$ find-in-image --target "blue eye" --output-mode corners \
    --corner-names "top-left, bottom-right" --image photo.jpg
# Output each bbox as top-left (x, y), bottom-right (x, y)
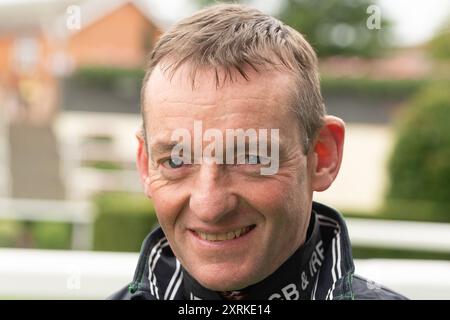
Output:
top-left (163, 157), bottom-right (184, 169)
top-left (246, 155), bottom-right (262, 165)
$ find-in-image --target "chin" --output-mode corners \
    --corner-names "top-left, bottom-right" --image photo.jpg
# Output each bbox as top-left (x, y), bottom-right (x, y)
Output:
top-left (199, 278), bottom-right (247, 292)
top-left (193, 267), bottom-right (258, 291)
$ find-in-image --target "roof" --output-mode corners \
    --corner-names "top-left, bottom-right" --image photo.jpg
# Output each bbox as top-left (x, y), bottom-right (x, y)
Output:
top-left (0, 0), bottom-right (84, 34)
top-left (0, 0), bottom-right (185, 37)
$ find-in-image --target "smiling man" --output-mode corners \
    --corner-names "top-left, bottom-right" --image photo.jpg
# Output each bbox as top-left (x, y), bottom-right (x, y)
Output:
top-left (109, 4), bottom-right (407, 300)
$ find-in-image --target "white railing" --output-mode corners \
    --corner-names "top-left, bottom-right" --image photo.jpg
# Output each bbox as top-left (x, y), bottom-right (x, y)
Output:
top-left (54, 112), bottom-right (141, 199)
top-left (0, 248), bottom-right (136, 299)
top-left (0, 248), bottom-right (449, 299)
top-left (355, 259), bottom-right (450, 300)
top-left (0, 198), bottom-right (94, 250)
top-left (346, 218), bottom-right (450, 253)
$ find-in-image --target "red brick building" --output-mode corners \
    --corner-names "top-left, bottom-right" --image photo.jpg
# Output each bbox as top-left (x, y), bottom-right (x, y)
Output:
top-left (0, 0), bottom-right (164, 123)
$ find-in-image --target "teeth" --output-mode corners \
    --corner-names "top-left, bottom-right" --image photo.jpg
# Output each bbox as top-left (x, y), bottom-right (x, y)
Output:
top-left (216, 233), bottom-right (227, 241)
top-left (197, 226), bottom-right (252, 242)
top-left (208, 234), bottom-right (217, 241)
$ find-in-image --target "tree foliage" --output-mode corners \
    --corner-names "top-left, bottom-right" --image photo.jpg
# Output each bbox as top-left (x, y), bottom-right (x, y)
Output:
top-left (197, 0), bottom-right (393, 57)
top-left (278, 0), bottom-right (392, 57)
top-left (386, 85), bottom-right (450, 221)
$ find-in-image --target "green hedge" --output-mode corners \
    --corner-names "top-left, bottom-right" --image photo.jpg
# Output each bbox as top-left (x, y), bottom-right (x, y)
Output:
top-left (428, 30), bottom-right (450, 60)
top-left (0, 220), bottom-right (22, 247)
top-left (32, 222), bottom-right (72, 249)
top-left (321, 77), bottom-right (437, 99)
top-left (93, 192), bottom-right (158, 252)
top-left (385, 84), bottom-right (450, 222)
top-left (352, 246), bottom-right (450, 261)
top-left (73, 66), bottom-right (145, 90)
top-left (81, 160), bottom-right (123, 171)
top-left (0, 220), bottom-right (72, 250)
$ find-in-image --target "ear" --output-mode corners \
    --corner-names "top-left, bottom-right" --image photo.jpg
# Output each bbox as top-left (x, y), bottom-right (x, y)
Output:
top-left (136, 131), bottom-right (152, 198)
top-left (310, 115), bottom-right (345, 192)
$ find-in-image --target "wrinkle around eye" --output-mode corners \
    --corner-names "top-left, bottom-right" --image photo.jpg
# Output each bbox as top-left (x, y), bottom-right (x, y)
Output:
top-left (148, 171), bottom-right (170, 188)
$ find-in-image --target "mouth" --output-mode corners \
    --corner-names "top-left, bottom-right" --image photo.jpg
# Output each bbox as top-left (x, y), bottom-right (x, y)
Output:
top-left (191, 225), bottom-right (256, 242)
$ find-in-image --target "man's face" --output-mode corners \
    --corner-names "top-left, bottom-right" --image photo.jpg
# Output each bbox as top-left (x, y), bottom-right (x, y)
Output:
top-left (141, 64), bottom-right (316, 291)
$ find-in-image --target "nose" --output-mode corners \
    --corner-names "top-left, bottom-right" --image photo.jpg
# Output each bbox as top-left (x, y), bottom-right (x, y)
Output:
top-left (189, 163), bottom-right (238, 224)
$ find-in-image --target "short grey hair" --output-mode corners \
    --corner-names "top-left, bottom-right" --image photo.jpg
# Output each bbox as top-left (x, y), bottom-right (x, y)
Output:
top-left (140, 3), bottom-right (326, 153)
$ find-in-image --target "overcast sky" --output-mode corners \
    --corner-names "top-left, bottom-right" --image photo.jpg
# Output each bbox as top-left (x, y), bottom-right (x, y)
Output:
top-left (377, 0), bottom-right (450, 45)
top-left (1, 0), bottom-right (449, 46)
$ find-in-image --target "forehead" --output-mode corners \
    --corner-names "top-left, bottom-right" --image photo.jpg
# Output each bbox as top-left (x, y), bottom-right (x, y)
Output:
top-left (143, 63), bottom-right (299, 139)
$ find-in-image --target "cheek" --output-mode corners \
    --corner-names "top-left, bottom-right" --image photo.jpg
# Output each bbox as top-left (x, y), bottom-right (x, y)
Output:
top-left (240, 174), bottom-right (311, 248)
top-left (150, 184), bottom-right (187, 233)
top-left (147, 170), bottom-right (181, 222)
top-left (242, 174), bottom-right (308, 215)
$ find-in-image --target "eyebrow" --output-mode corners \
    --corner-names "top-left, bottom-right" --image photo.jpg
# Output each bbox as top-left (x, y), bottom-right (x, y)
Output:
top-left (149, 141), bottom-right (179, 161)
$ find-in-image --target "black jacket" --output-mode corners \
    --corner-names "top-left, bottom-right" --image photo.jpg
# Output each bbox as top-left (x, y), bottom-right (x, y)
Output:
top-left (108, 202), bottom-right (407, 300)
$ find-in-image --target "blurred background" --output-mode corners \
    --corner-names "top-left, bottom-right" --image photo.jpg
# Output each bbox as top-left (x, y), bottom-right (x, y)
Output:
top-left (0, 0), bottom-right (449, 299)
